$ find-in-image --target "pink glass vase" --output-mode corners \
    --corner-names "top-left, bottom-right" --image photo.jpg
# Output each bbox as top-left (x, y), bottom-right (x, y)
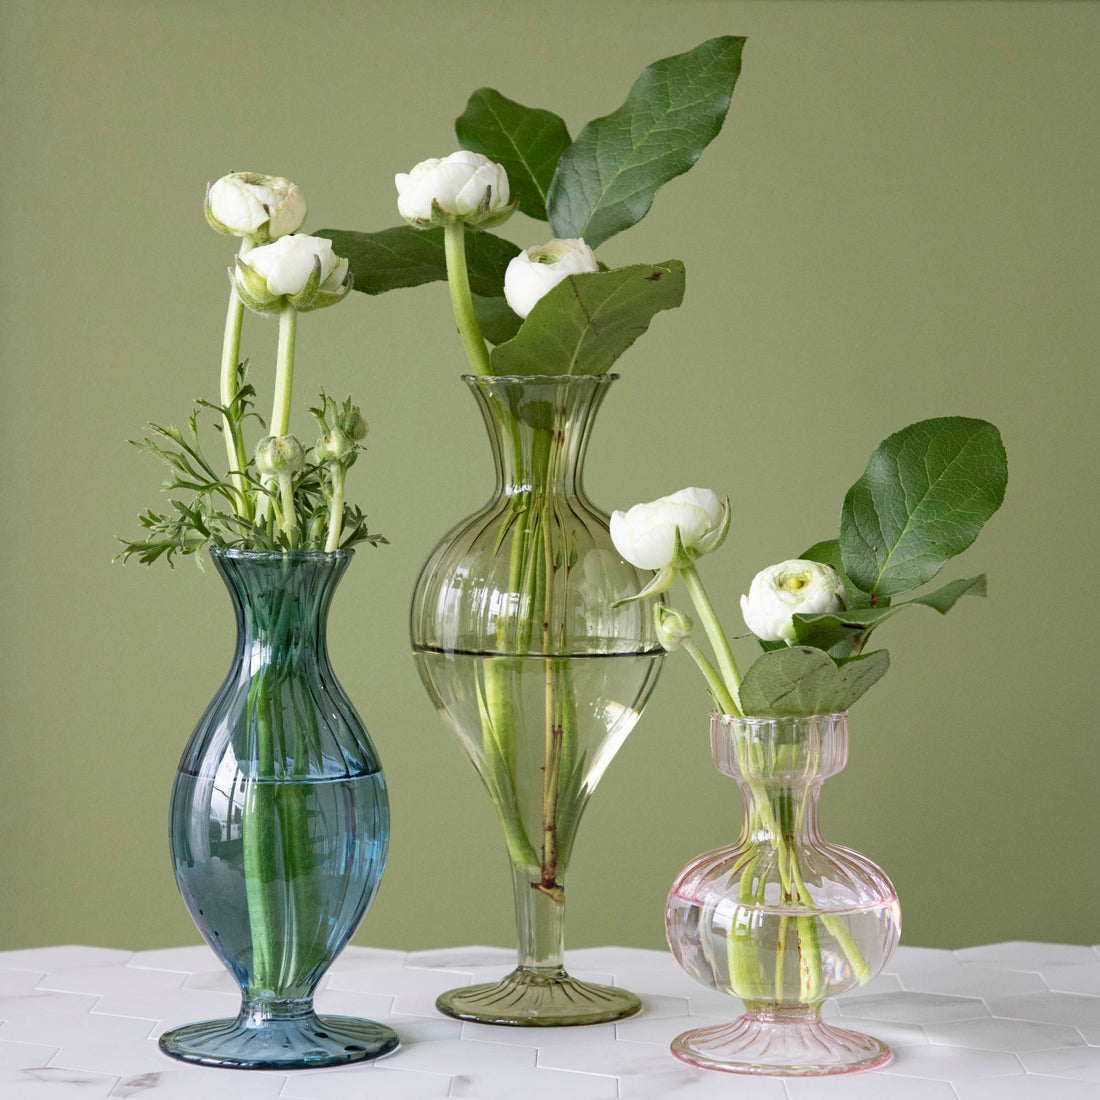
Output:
top-left (665, 712), bottom-right (900, 1075)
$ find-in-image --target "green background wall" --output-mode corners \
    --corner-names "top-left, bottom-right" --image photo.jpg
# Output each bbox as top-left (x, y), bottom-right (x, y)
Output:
top-left (2, 0), bottom-right (1096, 955)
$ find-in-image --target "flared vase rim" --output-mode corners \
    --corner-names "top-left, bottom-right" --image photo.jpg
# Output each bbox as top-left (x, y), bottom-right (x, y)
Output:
top-left (209, 546), bottom-right (355, 563)
top-left (461, 373), bottom-right (619, 385)
top-left (710, 710), bottom-right (849, 722)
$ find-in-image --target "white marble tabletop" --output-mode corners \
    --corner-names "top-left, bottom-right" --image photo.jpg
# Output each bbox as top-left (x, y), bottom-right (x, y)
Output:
top-left (1, 941), bottom-right (1098, 1099)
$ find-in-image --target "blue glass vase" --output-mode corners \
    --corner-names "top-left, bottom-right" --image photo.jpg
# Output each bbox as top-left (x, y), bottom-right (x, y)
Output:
top-left (159, 548), bottom-right (397, 1069)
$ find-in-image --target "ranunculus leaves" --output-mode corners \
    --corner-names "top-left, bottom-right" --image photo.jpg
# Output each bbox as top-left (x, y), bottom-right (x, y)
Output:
top-left (547, 36), bottom-right (746, 247)
top-left (790, 574), bottom-right (987, 653)
top-left (489, 261), bottom-right (686, 376)
top-left (840, 417), bottom-right (1007, 600)
top-left (456, 89), bottom-right (571, 223)
top-left (315, 226), bottom-right (518, 297)
top-left (739, 648), bottom-right (891, 718)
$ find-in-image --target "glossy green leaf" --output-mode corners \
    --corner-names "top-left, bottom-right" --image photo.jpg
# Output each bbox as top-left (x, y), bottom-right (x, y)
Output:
top-left (792, 573), bottom-right (987, 653)
top-left (908, 573), bottom-right (987, 612)
top-left (489, 261), bottom-right (685, 376)
top-left (840, 417), bottom-right (1007, 599)
top-left (315, 226), bottom-right (519, 297)
top-left (456, 88), bottom-right (571, 222)
top-left (472, 292), bottom-right (523, 345)
top-left (547, 36), bottom-right (745, 247)
top-left (739, 647), bottom-right (890, 718)
top-left (801, 537), bottom-right (874, 610)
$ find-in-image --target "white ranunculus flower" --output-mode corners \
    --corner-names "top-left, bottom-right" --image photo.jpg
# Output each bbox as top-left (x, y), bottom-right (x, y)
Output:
top-left (610, 488), bottom-right (726, 571)
top-left (395, 151), bottom-right (512, 228)
top-left (504, 238), bottom-right (598, 318)
top-left (205, 172), bottom-right (307, 242)
top-left (740, 559), bottom-right (845, 643)
top-left (233, 234), bottom-right (351, 313)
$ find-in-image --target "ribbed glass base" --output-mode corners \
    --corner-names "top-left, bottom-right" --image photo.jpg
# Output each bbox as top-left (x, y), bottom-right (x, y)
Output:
top-left (158, 1010), bottom-right (399, 1070)
top-left (671, 1011), bottom-right (891, 1076)
top-left (436, 966), bottom-right (641, 1027)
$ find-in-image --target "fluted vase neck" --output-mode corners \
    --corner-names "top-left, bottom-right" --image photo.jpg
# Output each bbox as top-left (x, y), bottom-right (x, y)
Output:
top-left (212, 548), bottom-right (351, 656)
top-left (711, 712), bottom-right (848, 847)
top-left (465, 373), bottom-right (616, 501)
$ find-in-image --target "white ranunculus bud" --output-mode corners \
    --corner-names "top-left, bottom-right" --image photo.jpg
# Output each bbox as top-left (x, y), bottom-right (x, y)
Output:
top-left (654, 605), bottom-right (694, 652)
top-left (740, 559), bottom-right (845, 643)
top-left (233, 235), bottom-right (351, 314)
top-left (205, 172), bottom-right (307, 243)
top-left (503, 238), bottom-right (598, 319)
top-left (395, 151), bottom-right (513, 228)
top-left (610, 488), bottom-right (727, 571)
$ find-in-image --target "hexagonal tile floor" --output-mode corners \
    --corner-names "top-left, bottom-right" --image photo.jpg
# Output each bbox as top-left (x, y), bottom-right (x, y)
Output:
top-left (0, 942), bottom-right (1096, 1098)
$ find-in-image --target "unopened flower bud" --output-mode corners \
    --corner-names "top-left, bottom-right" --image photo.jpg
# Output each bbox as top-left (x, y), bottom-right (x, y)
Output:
top-left (234, 235), bottom-right (352, 314)
top-left (610, 488), bottom-right (728, 571)
top-left (504, 238), bottom-right (598, 319)
top-left (255, 434), bottom-right (305, 477)
top-left (205, 172), bottom-right (307, 243)
top-left (337, 405), bottom-right (368, 442)
top-left (740, 560), bottom-right (845, 643)
top-left (312, 427), bottom-right (355, 465)
top-left (654, 605), bottom-right (693, 652)
top-left (395, 151), bottom-right (514, 229)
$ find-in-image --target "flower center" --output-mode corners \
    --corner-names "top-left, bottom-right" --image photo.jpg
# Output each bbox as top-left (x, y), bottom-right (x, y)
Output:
top-left (780, 574), bottom-right (808, 592)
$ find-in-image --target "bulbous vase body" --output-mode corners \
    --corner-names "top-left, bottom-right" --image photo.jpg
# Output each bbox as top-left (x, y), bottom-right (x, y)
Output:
top-left (666, 712), bottom-right (900, 1075)
top-left (411, 374), bottom-right (663, 1025)
top-left (159, 548), bottom-right (398, 1069)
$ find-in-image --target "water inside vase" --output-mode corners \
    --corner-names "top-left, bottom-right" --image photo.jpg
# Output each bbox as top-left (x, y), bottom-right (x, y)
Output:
top-left (666, 890), bottom-right (900, 1004)
top-left (413, 646), bottom-right (662, 869)
top-left (171, 768), bottom-right (388, 999)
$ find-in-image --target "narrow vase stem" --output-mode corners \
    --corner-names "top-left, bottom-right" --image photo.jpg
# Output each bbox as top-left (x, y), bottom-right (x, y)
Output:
top-left (512, 861), bottom-right (565, 969)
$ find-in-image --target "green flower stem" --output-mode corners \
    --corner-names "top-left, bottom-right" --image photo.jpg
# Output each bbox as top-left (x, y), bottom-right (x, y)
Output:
top-left (478, 658), bottom-right (540, 871)
top-left (730, 732), bottom-right (869, 1005)
top-left (324, 465), bottom-right (346, 552)
top-left (682, 639), bottom-right (738, 717)
top-left (220, 238), bottom-right (254, 521)
top-left (443, 221), bottom-right (492, 376)
top-left (243, 672), bottom-right (278, 995)
top-left (255, 304), bottom-right (299, 533)
top-left (679, 562), bottom-right (742, 715)
top-left (271, 304), bottom-right (298, 437)
top-left (278, 472), bottom-right (298, 547)
top-left (728, 848), bottom-right (766, 998)
top-left (774, 914), bottom-right (791, 996)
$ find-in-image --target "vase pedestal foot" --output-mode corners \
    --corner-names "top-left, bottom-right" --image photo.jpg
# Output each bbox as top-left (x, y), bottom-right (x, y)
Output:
top-left (436, 967), bottom-right (641, 1027)
top-left (158, 1010), bottom-right (399, 1070)
top-left (671, 1011), bottom-right (891, 1076)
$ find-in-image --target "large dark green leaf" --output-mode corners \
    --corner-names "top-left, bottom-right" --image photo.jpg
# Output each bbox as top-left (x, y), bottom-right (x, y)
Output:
top-left (739, 647), bottom-right (890, 717)
top-left (792, 574), bottom-right (987, 655)
top-left (801, 537), bottom-right (874, 611)
top-left (472, 293), bottom-right (523, 345)
top-left (489, 261), bottom-right (685, 376)
top-left (840, 418), bottom-right (1007, 599)
top-left (908, 573), bottom-right (987, 612)
top-left (315, 226), bottom-right (519, 297)
top-left (547, 36), bottom-right (745, 247)
top-left (456, 89), bottom-right (571, 222)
